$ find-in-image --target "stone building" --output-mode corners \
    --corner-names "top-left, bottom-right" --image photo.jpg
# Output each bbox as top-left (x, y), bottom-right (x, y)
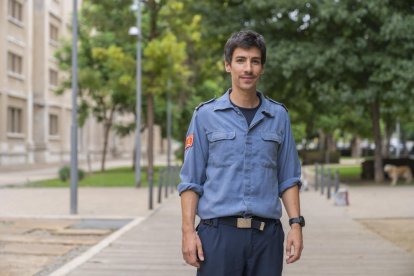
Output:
top-left (0, 0), bottom-right (163, 167)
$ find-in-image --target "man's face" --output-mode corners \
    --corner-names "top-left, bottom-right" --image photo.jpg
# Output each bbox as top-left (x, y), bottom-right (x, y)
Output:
top-left (225, 47), bottom-right (264, 93)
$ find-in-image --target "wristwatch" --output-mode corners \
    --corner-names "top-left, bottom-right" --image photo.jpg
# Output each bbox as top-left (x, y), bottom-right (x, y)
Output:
top-left (289, 216), bottom-right (305, 227)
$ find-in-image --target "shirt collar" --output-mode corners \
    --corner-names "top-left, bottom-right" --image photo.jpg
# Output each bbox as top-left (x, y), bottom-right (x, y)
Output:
top-left (214, 88), bottom-right (274, 117)
top-left (213, 89), bottom-right (234, 111)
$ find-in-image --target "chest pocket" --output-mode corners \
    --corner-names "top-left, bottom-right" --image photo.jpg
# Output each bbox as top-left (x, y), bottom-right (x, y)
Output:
top-left (207, 131), bottom-right (236, 167)
top-left (259, 132), bottom-right (283, 168)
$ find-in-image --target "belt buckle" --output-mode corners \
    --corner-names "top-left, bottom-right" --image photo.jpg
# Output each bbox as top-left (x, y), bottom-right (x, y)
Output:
top-left (237, 218), bottom-right (252, 228)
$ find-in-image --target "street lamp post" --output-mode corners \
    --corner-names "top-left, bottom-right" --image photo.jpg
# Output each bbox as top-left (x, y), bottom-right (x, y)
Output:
top-left (165, 79), bottom-right (172, 197)
top-left (129, 0), bottom-right (142, 188)
top-left (70, 0), bottom-right (79, 215)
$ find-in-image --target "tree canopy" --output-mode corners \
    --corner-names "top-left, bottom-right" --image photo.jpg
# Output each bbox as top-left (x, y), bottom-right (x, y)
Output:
top-left (56, 0), bottom-right (414, 182)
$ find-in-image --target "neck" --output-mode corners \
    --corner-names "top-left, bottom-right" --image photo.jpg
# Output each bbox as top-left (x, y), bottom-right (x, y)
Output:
top-left (230, 88), bottom-right (259, 108)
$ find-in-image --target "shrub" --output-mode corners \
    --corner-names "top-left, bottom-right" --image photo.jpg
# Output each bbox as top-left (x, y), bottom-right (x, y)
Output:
top-left (58, 166), bottom-right (86, 182)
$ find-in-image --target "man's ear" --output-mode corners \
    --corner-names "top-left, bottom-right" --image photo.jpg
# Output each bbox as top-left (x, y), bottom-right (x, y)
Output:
top-left (224, 61), bottom-right (231, 73)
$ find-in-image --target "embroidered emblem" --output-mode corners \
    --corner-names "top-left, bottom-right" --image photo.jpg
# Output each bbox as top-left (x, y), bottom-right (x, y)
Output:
top-left (185, 134), bottom-right (194, 150)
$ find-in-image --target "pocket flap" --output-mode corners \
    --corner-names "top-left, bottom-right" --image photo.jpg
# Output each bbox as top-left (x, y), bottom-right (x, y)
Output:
top-left (208, 131), bottom-right (236, 142)
top-left (261, 132), bottom-right (282, 143)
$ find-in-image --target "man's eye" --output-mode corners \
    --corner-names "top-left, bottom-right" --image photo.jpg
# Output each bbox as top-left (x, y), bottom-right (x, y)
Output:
top-left (252, 60), bottom-right (261, 65)
top-left (236, 59), bottom-right (244, 63)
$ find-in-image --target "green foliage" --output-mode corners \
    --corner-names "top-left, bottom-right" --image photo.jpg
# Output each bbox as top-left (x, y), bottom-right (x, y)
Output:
top-left (58, 166), bottom-right (70, 181)
top-left (58, 166), bottom-right (86, 182)
top-left (192, 0), bottom-right (414, 135)
top-left (55, 0), bottom-right (414, 167)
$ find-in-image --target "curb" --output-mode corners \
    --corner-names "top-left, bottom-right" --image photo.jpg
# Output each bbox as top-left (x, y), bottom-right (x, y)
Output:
top-left (48, 216), bottom-right (145, 276)
top-left (47, 195), bottom-right (172, 276)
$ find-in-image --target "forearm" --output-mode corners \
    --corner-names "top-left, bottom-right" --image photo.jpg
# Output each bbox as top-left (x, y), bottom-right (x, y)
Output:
top-left (281, 184), bottom-right (301, 219)
top-left (181, 190), bottom-right (199, 233)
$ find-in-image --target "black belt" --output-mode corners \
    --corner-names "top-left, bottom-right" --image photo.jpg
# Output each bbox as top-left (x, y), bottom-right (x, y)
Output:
top-left (201, 216), bottom-right (280, 231)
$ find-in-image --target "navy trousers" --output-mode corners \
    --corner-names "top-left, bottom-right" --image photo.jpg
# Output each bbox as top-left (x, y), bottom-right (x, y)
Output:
top-left (196, 219), bottom-right (284, 276)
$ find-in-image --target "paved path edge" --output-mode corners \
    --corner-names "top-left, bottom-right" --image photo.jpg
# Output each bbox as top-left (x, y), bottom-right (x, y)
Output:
top-left (48, 201), bottom-right (167, 276)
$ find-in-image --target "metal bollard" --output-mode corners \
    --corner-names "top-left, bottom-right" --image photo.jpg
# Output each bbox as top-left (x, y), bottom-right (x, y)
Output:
top-left (170, 166), bottom-right (176, 193)
top-left (148, 168), bottom-right (154, 210)
top-left (327, 168), bottom-right (332, 200)
top-left (334, 169), bottom-right (340, 193)
top-left (164, 168), bottom-right (169, 198)
top-left (157, 168), bottom-right (164, 204)
top-left (321, 165), bottom-right (325, 195)
top-left (314, 163), bottom-right (319, 191)
top-left (171, 166), bottom-right (179, 193)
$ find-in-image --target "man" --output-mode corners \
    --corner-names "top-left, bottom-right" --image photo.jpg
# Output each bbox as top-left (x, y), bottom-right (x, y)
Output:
top-left (178, 30), bottom-right (304, 276)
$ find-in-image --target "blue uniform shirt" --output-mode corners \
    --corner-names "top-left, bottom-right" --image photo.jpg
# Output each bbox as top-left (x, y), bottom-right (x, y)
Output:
top-left (178, 89), bottom-right (302, 220)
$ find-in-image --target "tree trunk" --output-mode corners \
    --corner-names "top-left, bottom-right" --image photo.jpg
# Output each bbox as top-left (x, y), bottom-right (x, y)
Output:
top-left (318, 130), bottom-right (325, 151)
top-left (101, 109), bottom-right (115, 172)
top-left (401, 130), bottom-right (408, 157)
top-left (351, 134), bottom-right (362, 158)
top-left (371, 99), bottom-right (383, 182)
top-left (383, 119), bottom-right (393, 158)
top-left (324, 132), bottom-right (336, 164)
top-left (326, 133), bottom-right (336, 152)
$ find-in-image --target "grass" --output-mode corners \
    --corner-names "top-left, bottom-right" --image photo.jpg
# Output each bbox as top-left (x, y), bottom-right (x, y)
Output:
top-left (334, 166), bottom-right (362, 181)
top-left (27, 166), bottom-right (179, 188)
top-left (315, 164), bottom-right (413, 186)
top-left (314, 165), bottom-right (361, 181)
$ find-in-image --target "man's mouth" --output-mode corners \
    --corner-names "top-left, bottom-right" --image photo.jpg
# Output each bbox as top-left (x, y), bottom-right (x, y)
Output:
top-left (240, 76), bottom-right (255, 80)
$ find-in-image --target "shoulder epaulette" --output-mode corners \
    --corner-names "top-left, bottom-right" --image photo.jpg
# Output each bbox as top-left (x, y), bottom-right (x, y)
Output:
top-left (195, 97), bottom-right (216, 111)
top-left (265, 96), bottom-right (288, 112)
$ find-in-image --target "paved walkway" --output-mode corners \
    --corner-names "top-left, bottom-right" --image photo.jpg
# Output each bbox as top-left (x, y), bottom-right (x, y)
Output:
top-left (59, 188), bottom-right (414, 276)
top-left (1, 162), bottom-right (414, 275)
top-left (66, 195), bottom-right (193, 276)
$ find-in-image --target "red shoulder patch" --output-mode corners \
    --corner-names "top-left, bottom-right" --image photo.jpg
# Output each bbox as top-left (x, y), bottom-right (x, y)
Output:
top-left (185, 134), bottom-right (194, 150)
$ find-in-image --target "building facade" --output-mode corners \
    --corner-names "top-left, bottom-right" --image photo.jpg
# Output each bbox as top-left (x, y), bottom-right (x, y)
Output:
top-left (0, 0), bottom-right (160, 167)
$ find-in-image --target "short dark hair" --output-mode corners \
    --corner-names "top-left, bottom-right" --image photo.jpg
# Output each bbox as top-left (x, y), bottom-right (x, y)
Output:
top-left (224, 30), bottom-right (266, 65)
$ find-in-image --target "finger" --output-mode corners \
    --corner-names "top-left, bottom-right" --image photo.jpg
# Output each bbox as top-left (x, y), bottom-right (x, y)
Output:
top-left (196, 233), bottom-right (205, 261)
top-left (285, 239), bottom-right (293, 257)
top-left (184, 252), bottom-right (200, 268)
top-left (190, 260), bottom-right (200, 268)
top-left (287, 242), bottom-right (302, 264)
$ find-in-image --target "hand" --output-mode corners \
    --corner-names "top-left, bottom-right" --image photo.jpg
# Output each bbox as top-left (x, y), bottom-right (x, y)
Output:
top-left (182, 230), bottom-right (204, 268)
top-left (285, 225), bottom-right (303, 264)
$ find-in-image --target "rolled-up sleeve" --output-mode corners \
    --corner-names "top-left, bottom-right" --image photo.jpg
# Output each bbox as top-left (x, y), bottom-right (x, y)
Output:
top-left (178, 110), bottom-right (208, 196)
top-left (277, 111), bottom-right (302, 197)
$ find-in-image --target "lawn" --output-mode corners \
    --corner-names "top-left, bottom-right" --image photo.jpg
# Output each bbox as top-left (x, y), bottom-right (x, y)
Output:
top-left (314, 165), bottom-right (362, 182)
top-left (27, 166), bottom-right (180, 188)
top-left (314, 165), bottom-right (414, 186)
top-left (335, 166), bottom-right (362, 181)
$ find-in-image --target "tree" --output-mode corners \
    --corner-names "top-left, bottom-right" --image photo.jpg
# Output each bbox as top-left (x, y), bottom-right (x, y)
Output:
top-left (55, 9), bottom-right (135, 171)
top-left (56, 0), bottom-right (205, 174)
top-left (191, 0), bottom-right (414, 182)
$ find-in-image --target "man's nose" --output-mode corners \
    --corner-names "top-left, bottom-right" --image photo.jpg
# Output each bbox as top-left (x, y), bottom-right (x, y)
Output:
top-left (244, 61), bottom-right (253, 72)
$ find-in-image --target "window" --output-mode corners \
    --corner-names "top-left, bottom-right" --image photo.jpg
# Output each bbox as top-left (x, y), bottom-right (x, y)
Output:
top-left (7, 52), bottom-right (23, 75)
top-left (49, 114), bottom-right (59, 136)
top-left (8, 0), bottom-right (23, 22)
top-left (49, 69), bottom-right (58, 86)
top-left (50, 24), bottom-right (59, 42)
top-left (7, 107), bottom-right (23, 133)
